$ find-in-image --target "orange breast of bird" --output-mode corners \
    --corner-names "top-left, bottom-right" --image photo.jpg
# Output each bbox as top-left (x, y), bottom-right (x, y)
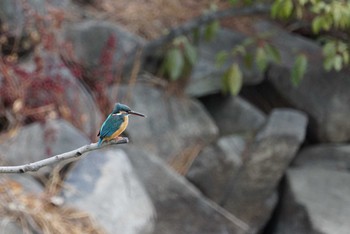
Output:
top-left (105, 115), bottom-right (129, 141)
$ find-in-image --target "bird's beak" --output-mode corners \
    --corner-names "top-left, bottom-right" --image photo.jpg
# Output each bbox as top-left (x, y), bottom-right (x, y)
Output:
top-left (128, 110), bottom-right (146, 117)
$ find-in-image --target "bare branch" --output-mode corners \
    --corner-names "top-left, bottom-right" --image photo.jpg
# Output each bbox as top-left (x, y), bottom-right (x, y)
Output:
top-left (0, 137), bottom-right (129, 174)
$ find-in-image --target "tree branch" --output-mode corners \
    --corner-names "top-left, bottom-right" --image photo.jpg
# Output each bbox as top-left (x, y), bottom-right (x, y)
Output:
top-left (142, 4), bottom-right (271, 55)
top-left (0, 137), bottom-right (129, 173)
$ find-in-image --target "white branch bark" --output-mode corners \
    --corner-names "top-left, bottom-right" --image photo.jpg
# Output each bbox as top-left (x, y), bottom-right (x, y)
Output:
top-left (0, 137), bottom-right (129, 173)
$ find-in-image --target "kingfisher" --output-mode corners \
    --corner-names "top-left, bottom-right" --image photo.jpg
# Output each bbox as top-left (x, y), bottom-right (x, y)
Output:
top-left (97, 103), bottom-right (146, 146)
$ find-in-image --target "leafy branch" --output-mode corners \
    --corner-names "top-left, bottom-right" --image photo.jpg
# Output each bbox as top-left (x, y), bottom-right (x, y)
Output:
top-left (0, 137), bottom-right (129, 173)
top-left (142, 4), bottom-right (271, 56)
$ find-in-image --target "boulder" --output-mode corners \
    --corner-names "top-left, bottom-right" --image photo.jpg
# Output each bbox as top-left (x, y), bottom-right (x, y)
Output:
top-left (222, 109), bottom-right (307, 232)
top-left (253, 21), bottom-right (350, 142)
top-left (64, 20), bottom-right (146, 79)
top-left (274, 168), bottom-right (350, 234)
top-left (126, 147), bottom-right (250, 234)
top-left (18, 54), bottom-right (102, 137)
top-left (0, 119), bottom-right (90, 177)
top-left (200, 94), bottom-right (266, 136)
top-left (0, 174), bottom-right (44, 234)
top-left (0, 0), bottom-right (45, 37)
top-left (62, 149), bottom-right (155, 234)
top-left (186, 28), bottom-right (264, 97)
top-left (109, 83), bottom-right (218, 161)
top-left (186, 135), bottom-right (245, 204)
top-left (293, 144), bottom-right (350, 171)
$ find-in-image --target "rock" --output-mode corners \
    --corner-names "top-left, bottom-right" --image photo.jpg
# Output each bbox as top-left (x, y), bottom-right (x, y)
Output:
top-left (19, 54), bottom-right (102, 137)
top-left (0, 119), bottom-right (90, 176)
top-left (7, 174), bottom-right (44, 194)
top-left (186, 135), bottom-right (245, 204)
top-left (0, 0), bottom-right (45, 37)
top-left (186, 28), bottom-right (264, 97)
top-left (201, 94), bottom-right (266, 136)
top-left (0, 218), bottom-right (23, 234)
top-left (253, 21), bottom-right (350, 142)
top-left (0, 174), bottom-right (44, 234)
top-left (222, 109), bottom-right (307, 233)
top-left (0, 0), bottom-right (69, 56)
top-left (64, 20), bottom-right (146, 79)
top-left (125, 147), bottom-right (250, 234)
top-left (293, 144), bottom-right (350, 171)
top-left (62, 149), bottom-right (155, 234)
top-left (274, 168), bottom-right (350, 234)
top-left (109, 83), bottom-right (218, 161)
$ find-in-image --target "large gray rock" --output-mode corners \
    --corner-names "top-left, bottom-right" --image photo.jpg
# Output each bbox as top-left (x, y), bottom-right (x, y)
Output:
top-left (222, 109), bottom-right (307, 233)
top-left (64, 20), bottom-right (145, 79)
top-left (0, 0), bottom-right (45, 36)
top-left (0, 174), bottom-right (44, 234)
top-left (201, 94), bottom-right (266, 136)
top-left (186, 135), bottom-right (245, 204)
top-left (293, 144), bottom-right (350, 171)
top-left (126, 147), bottom-right (250, 234)
top-left (186, 28), bottom-right (264, 97)
top-left (274, 168), bottom-right (350, 234)
top-left (62, 149), bottom-right (155, 234)
top-left (18, 54), bottom-right (102, 137)
top-left (0, 119), bottom-right (90, 176)
top-left (253, 21), bottom-right (350, 142)
top-left (109, 83), bottom-right (218, 161)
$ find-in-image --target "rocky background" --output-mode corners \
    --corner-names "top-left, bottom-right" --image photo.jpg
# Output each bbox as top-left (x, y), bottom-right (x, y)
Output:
top-left (0, 1), bottom-right (349, 234)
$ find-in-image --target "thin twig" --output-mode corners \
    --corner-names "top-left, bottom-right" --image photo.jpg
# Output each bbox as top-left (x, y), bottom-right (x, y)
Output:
top-left (0, 137), bottom-right (129, 173)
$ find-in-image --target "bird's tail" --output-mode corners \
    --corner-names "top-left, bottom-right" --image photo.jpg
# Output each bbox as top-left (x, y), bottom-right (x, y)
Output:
top-left (97, 138), bottom-right (104, 147)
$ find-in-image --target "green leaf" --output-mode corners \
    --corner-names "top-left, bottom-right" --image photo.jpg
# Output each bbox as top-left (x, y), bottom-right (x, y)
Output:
top-left (216, 51), bottom-right (229, 68)
top-left (271, 0), bottom-right (294, 19)
top-left (312, 16), bottom-right (324, 33)
top-left (291, 54), bottom-right (308, 86)
top-left (333, 55), bottom-right (343, 71)
top-left (255, 47), bottom-right (268, 72)
top-left (244, 53), bottom-right (254, 68)
top-left (232, 45), bottom-right (246, 56)
top-left (222, 63), bottom-right (243, 96)
top-left (183, 40), bottom-right (197, 66)
top-left (204, 20), bottom-right (220, 41)
top-left (265, 44), bottom-right (281, 63)
top-left (228, 0), bottom-right (239, 5)
top-left (192, 27), bottom-right (200, 44)
top-left (164, 48), bottom-right (184, 81)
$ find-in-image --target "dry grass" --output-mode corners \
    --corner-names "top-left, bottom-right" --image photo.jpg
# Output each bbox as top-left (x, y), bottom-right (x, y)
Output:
top-left (0, 178), bottom-right (106, 234)
top-left (86, 0), bottom-right (231, 39)
top-left (169, 142), bottom-right (204, 175)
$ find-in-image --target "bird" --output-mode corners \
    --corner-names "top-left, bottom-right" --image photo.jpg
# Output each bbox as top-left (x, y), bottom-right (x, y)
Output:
top-left (97, 103), bottom-right (146, 146)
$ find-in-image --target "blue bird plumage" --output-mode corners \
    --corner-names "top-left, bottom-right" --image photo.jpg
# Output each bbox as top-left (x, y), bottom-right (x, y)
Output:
top-left (97, 103), bottom-right (146, 146)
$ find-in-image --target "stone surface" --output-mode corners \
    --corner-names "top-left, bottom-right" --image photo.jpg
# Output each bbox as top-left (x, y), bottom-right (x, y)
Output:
top-left (0, 174), bottom-right (44, 234)
top-left (274, 168), bottom-right (350, 234)
top-left (126, 147), bottom-right (250, 234)
top-left (109, 83), bottom-right (218, 161)
top-left (201, 94), bottom-right (266, 136)
top-left (293, 144), bottom-right (350, 171)
top-left (253, 21), bottom-right (350, 142)
top-left (0, 0), bottom-right (45, 37)
top-left (186, 28), bottom-right (264, 97)
top-left (0, 218), bottom-right (23, 234)
top-left (19, 54), bottom-right (102, 137)
top-left (186, 135), bottom-right (245, 204)
top-left (0, 119), bottom-right (90, 176)
top-left (62, 149), bottom-right (155, 234)
top-left (222, 108), bottom-right (308, 233)
top-left (64, 20), bottom-right (145, 78)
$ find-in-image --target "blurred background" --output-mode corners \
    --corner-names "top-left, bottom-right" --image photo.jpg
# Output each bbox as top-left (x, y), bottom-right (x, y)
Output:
top-left (0, 0), bottom-right (349, 233)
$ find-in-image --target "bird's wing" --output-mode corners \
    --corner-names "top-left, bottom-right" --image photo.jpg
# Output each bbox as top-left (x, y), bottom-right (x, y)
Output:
top-left (99, 114), bottom-right (124, 138)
